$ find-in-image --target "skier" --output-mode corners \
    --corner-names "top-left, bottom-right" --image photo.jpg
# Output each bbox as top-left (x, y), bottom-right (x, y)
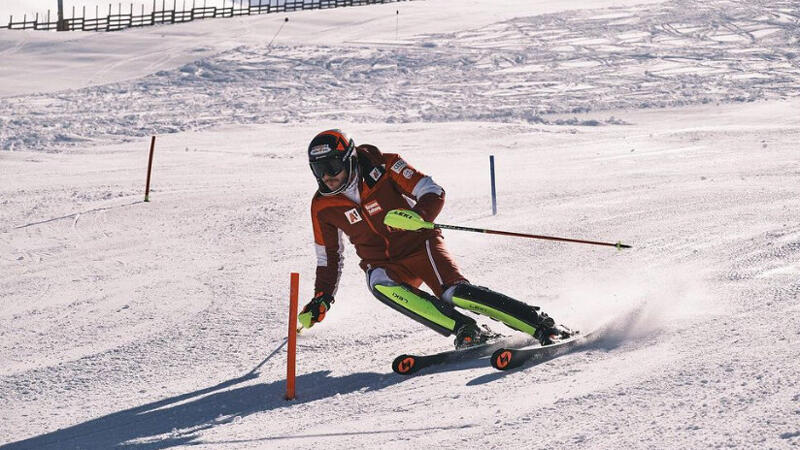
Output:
top-left (300, 129), bottom-right (574, 349)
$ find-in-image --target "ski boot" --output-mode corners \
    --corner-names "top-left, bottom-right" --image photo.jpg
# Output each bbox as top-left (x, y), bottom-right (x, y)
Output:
top-left (534, 322), bottom-right (575, 346)
top-left (454, 323), bottom-right (500, 350)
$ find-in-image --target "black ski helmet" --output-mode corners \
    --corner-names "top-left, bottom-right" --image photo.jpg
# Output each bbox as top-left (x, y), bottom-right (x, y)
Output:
top-left (308, 129), bottom-right (356, 195)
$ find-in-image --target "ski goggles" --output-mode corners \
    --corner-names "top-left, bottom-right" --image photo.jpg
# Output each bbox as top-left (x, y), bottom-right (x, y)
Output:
top-left (310, 157), bottom-right (347, 178)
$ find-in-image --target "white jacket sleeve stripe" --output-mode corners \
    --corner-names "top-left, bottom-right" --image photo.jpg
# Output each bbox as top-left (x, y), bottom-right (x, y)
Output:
top-left (411, 176), bottom-right (444, 199)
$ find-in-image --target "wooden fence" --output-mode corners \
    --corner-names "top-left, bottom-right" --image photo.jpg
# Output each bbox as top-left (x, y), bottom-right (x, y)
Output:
top-left (1, 0), bottom-right (411, 32)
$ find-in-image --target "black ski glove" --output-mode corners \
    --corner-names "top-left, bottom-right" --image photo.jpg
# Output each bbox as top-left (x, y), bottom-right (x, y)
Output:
top-left (298, 292), bottom-right (334, 329)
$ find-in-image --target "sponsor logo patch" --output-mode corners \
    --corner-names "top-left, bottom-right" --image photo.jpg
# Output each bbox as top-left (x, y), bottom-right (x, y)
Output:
top-left (391, 159), bottom-right (407, 174)
top-left (345, 208), bottom-right (363, 224)
top-left (309, 144), bottom-right (331, 156)
top-left (370, 167), bottom-right (382, 181)
top-left (365, 200), bottom-right (382, 216)
top-left (402, 168), bottom-right (414, 179)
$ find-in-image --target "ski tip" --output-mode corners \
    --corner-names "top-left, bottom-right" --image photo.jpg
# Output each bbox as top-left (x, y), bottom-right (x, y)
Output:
top-left (392, 354), bottom-right (418, 375)
top-left (491, 348), bottom-right (515, 370)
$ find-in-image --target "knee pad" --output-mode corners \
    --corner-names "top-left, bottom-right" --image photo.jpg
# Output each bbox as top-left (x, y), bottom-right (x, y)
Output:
top-left (367, 267), bottom-right (396, 290)
top-left (368, 269), bottom-right (474, 336)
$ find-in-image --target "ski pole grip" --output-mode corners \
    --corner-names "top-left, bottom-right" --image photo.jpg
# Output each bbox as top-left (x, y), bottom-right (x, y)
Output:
top-left (383, 209), bottom-right (433, 231)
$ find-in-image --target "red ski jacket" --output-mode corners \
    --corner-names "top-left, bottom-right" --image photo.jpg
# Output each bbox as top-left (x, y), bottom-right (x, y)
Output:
top-left (311, 144), bottom-right (445, 295)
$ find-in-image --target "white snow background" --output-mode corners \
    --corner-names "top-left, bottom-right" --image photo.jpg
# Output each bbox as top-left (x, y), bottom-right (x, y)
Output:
top-left (2, 0), bottom-right (800, 448)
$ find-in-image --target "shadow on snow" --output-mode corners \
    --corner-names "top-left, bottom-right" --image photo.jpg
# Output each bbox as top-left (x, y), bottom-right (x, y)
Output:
top-left (3, 327), bottom-right (634, 448)
top-left (3, 368), bottom-right (413, 449)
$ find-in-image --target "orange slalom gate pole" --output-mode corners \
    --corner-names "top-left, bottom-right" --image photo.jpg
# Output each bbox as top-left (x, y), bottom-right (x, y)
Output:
top-left (286, 272), bottom-right (299, 400)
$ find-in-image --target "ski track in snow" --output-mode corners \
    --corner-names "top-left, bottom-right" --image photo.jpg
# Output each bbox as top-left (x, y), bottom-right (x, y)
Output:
top-left (2, 0), bottom-right (800, 448)
top-left (1, 0), bottom-right (799, 151)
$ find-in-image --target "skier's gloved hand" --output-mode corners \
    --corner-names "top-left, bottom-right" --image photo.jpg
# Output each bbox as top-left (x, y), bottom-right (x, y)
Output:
top-left (298, 292), bottom-right (334, 329)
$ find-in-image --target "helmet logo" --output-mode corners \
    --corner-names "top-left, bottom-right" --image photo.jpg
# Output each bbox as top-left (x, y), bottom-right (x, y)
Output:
top-left (310, 144), bottom-right (331, 156)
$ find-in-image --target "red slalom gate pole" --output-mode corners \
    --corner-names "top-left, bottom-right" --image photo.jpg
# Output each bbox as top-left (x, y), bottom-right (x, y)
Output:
top-left (286, 272), bottom-right (299, 400)
top-left (144, 136), bottom-right (156, 202)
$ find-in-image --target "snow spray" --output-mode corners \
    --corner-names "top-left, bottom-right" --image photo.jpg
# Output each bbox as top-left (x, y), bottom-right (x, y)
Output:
top-left (555, 261), bottom-right (717, 349)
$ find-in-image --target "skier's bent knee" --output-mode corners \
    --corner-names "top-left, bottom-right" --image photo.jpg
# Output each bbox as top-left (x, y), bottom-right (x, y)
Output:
top-left (367, 273), bottom-right (475, 337)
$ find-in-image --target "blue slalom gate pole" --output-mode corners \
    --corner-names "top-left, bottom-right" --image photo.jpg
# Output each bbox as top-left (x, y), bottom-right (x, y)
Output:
top-left (490, 155), bottom-right (497, 215)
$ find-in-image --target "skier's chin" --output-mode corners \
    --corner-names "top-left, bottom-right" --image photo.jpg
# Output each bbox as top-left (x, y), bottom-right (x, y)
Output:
top-left (325, 180), bottom-right (343, 191)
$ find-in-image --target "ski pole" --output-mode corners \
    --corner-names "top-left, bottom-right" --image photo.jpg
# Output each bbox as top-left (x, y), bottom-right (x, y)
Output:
top-left (384, 209), bottom-right (631, 249)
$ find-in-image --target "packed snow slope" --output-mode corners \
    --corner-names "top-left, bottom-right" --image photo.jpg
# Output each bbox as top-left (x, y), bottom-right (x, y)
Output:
top-left (2, 0), bottom-right (800, 448)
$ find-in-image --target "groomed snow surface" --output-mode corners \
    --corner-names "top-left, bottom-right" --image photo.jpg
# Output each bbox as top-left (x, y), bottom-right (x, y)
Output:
top-left (2, 0), bottom-right (800, 448)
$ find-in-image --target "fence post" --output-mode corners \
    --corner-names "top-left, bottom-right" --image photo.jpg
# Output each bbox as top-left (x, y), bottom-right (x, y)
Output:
top-left (57, 0), bottom-right (66, 31)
